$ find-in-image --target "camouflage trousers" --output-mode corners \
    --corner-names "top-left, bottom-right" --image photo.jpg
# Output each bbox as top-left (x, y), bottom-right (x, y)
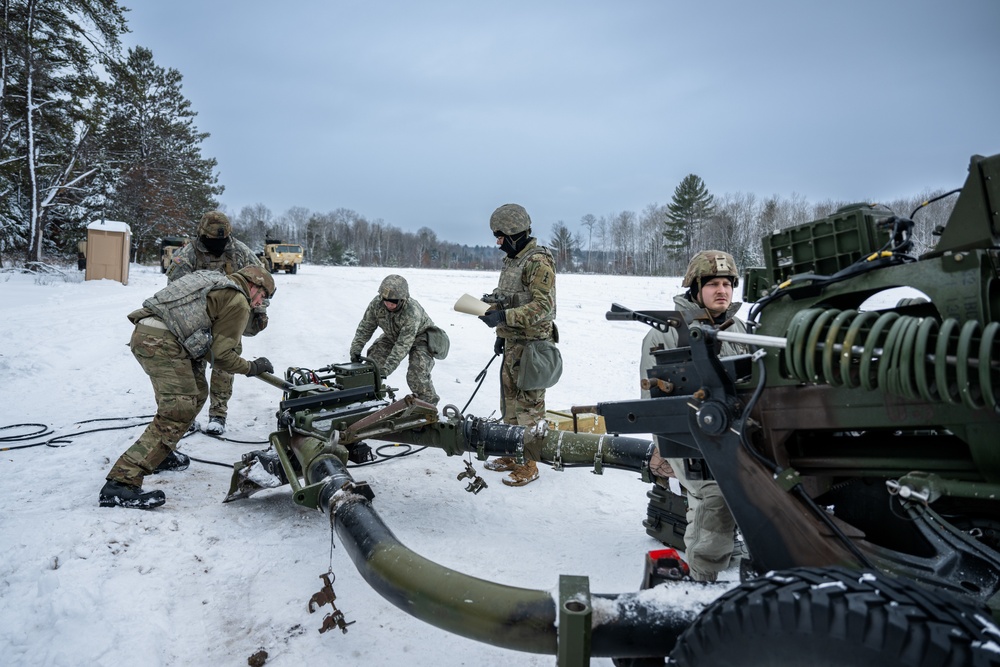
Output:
top-left (667, 456), bottom-right (736, 581)
top-left (208, 340), bottom-right (239, 419)
top-left (498, 342), bottom-right (547, 463)
top-left (107, 327), bottom-right (208, 487)
top-left (500, 340), bottom-right (546, 426)
top-left (368, 335), bottom-right (439, 404)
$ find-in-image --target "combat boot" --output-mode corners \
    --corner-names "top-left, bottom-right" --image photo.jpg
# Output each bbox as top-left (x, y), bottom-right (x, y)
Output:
top-left (99, 480), bottom-right (166, 509)
top-left (152, 450), bottom-right (190, 474)
top-left (484, 456), bottom-right (517, 472)
top-left (204, 416), bottom-right (226, 435)
top-left (502, 460), bottom-right (539, 487)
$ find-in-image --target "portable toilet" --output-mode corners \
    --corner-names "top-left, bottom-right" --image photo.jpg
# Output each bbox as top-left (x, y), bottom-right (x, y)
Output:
top-left (84, 220), bottom-right (131, 285)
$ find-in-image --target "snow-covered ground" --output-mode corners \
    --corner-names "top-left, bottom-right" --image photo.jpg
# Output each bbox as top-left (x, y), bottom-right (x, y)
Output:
top-left (0, 262), bottom-right (742, 667)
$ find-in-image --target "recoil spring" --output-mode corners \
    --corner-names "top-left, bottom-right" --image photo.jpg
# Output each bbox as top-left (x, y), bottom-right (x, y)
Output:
top-left (784, 308), bottom-right (999, 412)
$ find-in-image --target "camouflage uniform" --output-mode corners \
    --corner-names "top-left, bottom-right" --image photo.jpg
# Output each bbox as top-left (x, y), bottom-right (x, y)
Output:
top-left (166, 211), bottom-right (266, 423)
top-left (639, 255), bottom-right (747, 582)
top-left (477, 204), bottom-right (559, 487)
top-left (350, 275), bottom-right (441, 404)
top-left (489, 239), bottom-right (557, 426)
top-left (107, 271), bottom-right (260, 488)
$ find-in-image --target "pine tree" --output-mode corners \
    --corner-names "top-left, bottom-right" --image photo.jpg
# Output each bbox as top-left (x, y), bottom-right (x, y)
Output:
top-left (97, 46), bottom-right (222, 262)
top-left (549, 221), bottom-right (579, 270)
top-left (0, 0), bottom-right (128, 263)
top-left (663, 174), bottom-right (715, 263)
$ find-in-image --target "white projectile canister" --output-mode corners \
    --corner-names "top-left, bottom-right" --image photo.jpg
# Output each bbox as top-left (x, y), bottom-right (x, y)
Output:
top-left (454, 293), bottom-right (490, 316)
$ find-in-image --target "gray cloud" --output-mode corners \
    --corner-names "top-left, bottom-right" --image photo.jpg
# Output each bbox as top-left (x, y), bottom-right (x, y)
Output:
top-left (122, 0), bottom-right (1000, 246)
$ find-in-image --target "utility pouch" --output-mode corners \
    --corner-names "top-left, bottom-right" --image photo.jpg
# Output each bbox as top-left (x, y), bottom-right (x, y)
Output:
top-left (425, 326), bottom-right (451, 360)
top-left (181, 328), bottom-right (213, 359)
top-left (516, 340), bottom-right (563, 391)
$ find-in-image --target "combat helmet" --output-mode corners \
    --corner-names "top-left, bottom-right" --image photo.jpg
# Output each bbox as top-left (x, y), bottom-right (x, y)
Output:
top-left (682, 250), bottom-right (740, 290)
top-left (489, 204), bottom-right (532, 236)
top-left (379, 274), bottom-right (409, 302)
top-left (235, 265), bottom-right (276, 298)
top-left (198, 211), bottom-right (232, 239)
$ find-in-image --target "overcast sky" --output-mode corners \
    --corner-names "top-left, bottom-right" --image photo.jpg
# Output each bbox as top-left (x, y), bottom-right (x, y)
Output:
top-left (121, 1), bottom-right (999, 247)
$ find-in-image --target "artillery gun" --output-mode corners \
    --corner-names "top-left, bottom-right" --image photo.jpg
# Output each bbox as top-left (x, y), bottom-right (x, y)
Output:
top-left (228, 153), bottom-right (1000, 665)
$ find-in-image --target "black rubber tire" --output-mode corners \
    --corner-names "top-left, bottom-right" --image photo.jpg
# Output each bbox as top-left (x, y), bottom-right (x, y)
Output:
top-left (290, 263), bottom-right (298, 274)
top-left (669, 566), bottom-right (1000, 667)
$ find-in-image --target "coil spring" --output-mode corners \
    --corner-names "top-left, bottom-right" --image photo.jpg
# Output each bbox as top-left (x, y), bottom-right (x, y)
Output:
top-left (784, 308), bottom-right (1000, 412)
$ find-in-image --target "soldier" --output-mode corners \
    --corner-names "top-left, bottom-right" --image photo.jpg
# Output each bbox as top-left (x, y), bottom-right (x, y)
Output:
top-left (167, 210), bottom-right (267, 435)
top-left (639, 250), bottom-right (748, 581)
top-left (350, 274), bottom-right (447, 405)
top-left (100, 266), bottom-right (277, 509)
top-left (478, 203), bottom-right (558, 487)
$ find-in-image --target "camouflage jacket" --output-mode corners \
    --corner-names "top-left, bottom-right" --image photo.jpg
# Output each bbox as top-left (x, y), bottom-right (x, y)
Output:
top-left (639, 292), bottom-right (747, 398)
top-left (488, 239), bottom-right (557, 342)
top-left (128, 272), bottom-right (253, 374)
top-left (350, 296), bottom-right (436, 375)
top-left (167, 236), bottom-right (268, 335)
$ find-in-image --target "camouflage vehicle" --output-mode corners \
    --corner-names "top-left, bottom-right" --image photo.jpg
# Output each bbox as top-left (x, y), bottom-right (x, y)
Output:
top-left (260, 237), bottom-right (303, 274)
top-left (159, 236), bottom-right (189, 273)
top-left (226, 153), bottom-right (1000, 666)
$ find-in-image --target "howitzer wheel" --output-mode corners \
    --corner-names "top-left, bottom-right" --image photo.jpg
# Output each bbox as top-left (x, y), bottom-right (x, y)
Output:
top-left (668, 566), bottom-right (1000, 667)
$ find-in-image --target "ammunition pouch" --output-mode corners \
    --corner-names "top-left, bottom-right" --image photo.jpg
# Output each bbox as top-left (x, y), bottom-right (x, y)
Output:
top-left (516, 339), bottom-right (563, 391)
top-left (425, 326), bottom-right (450, 360)
top-left (181, 328), bottom-right (213, 359)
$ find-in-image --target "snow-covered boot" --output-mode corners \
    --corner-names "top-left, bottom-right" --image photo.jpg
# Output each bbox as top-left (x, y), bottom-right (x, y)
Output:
top-left (502, 460), bottom-right (539, 487)
top-left (152, 450), bottom-right (190, 474)
top-left (484, 456), bottom-right (517, 472)
top-left (99, 480), bottom-right (166, 509)
top-left (204, 416), bottom-right (226, 435)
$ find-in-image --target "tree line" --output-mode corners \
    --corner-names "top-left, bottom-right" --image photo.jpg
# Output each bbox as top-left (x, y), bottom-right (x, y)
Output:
top-left (0, 1), bottom-right (957, 276)
top-left (226, 174), bottom-right (956, 278)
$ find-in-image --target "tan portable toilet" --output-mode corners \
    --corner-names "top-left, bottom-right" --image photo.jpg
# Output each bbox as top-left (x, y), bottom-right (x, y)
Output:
top-left (84, 220), bottom-right (131, 285)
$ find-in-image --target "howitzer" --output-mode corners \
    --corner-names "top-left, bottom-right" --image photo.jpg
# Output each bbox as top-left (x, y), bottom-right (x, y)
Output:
top-left (227, 360), bottom-right (723, 662)
top-left (599, 153), bottom-right (1000, 664)
top-left (229, 153), bottom-right (1000, 665)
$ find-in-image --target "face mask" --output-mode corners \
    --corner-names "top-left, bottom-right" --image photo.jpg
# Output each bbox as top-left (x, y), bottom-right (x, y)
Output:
top-left (201, 235), bottom-right (228, 257)
top-left (499, 231), bottom-right (529, 258)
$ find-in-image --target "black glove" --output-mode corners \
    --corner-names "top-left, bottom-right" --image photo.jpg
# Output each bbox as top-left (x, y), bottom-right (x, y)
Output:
top-left (350, 353), bottom-right (362, 363)
top-left (479, 309), bottom-right (506, 328)
top-left (494, 337), bottom-right (505, 356)
top-left (246, 357), bottom-right (273, 377)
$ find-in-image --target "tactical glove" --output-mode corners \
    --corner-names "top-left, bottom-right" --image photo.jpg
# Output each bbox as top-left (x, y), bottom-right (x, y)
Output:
top-left (479, 309), bottom-right (506, 328)
top-left (247, 357), bottom-right (274, 377)
top-left (351, 353), bottom-right (362, 363)
top-left (494, 337), bottom-right (505, 356)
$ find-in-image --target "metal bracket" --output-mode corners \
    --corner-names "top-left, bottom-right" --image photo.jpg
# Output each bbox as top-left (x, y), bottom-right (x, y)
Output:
top-left (457, 461), bottom-right (488, 494)
top-left (557, 575), bottom-right (592, 667)
top-left (592, 435), bottom-right (604, 475)
top-left (553, 430), bottom-right (565, 471)
top-left (309, 572), bottom-right (356, 635)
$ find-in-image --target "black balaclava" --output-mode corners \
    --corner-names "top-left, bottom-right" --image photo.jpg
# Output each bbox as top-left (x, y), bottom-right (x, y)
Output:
top-left (200, 235), bottom-right (228, 257)
top-left (499, 230), bottom-right (531, 259)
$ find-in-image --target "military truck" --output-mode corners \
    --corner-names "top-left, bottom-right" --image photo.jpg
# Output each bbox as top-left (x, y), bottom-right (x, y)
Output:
top-left (260, 237), bottom-right (303, 274)
top-left (227, 152), bottom-right (1000, 666)
top-left (159, 236), bottom-right (188, 273)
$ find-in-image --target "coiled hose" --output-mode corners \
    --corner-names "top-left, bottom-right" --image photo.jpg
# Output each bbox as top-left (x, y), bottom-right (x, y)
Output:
top-left (784, 308), bottom-right (999, 412)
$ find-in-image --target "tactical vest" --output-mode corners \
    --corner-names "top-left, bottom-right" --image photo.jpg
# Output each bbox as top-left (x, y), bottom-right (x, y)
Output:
top-left (495, 245), bottom-right (557, 316)
top-left (142, 271), bottom-right (244, 358)
top-left (494, 244), bottom-right (556, 342)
